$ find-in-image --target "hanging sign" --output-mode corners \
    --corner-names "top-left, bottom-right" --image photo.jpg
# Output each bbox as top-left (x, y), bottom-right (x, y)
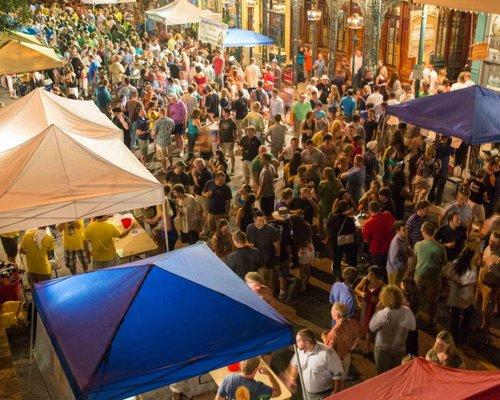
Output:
top-left (198, 17), bottom-right (228, 49)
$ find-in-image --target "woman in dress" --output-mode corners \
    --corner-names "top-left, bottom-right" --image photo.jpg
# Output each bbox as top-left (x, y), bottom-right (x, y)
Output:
top-left (355, 266), bottom-right (385, 354)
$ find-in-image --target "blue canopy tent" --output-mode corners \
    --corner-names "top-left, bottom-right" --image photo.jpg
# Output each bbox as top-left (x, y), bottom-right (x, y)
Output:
top-left (386, 85), bottom-right (500, 145)
top-left (223, 28), bottom-right (273, 48)
top-left (33, 243), bottom-right (293, 400)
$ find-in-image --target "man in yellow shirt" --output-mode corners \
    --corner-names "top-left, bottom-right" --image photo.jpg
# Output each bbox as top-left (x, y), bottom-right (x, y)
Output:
top-left (57, 220), bottom-right (90, 275)
top-left (19, 227), bottom-right (54, 285)
top-left (84, 215), bottom-right (131, 270)
top-left (0, 231), bottom-right (19, 263)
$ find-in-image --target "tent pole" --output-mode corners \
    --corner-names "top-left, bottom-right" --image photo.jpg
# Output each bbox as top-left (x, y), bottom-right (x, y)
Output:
top-left (162, 201), bottom-right (170, 252)
top-left (464, 145), bottom-right (472, 180)
top-left (294, 344), bottom-right (308, 400)
top-left (27, 301), bottom-right (35, 394)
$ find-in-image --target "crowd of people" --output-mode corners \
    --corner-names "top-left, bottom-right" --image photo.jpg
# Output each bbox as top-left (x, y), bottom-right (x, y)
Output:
top-left (1, 1), bottom-right (499, 399)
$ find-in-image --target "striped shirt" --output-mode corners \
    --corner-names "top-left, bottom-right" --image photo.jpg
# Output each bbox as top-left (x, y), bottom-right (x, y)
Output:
top-left (406, 213), bottom-right (425, 247)
top-left (153, 117), bottom-right (174, 147)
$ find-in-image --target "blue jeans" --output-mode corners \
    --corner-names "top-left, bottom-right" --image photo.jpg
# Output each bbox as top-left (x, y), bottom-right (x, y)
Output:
top-left (129, 121), bottom-right (138, 148)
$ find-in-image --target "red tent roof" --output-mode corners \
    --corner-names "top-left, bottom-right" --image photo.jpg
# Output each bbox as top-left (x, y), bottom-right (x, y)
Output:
top-left (326, 358), bottom-right (500, 400)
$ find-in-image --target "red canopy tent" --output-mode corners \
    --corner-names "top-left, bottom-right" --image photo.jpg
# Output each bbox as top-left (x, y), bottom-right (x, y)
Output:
top-left (326, 358), bottom-right (500, 400)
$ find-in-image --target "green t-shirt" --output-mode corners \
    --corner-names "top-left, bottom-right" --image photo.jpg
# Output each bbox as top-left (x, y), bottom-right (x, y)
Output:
top-left (292, 101), bottom-right (312, 122)
top-left (414, 239), bottom-right (447, 279)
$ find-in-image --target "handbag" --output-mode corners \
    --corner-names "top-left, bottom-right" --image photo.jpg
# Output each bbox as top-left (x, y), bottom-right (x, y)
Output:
top-left (337, 216), bottom-right (355, 246)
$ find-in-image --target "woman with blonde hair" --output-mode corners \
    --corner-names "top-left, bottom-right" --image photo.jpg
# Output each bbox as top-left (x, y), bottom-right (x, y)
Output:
top-left (327, 85), bottom-right (341, 120)
top-left (369, 285), bottom-right (416, 373)
top-left (426, 330), bottom-right (465, 368)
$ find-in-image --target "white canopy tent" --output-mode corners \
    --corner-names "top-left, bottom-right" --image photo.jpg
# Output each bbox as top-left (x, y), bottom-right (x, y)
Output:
top-left (146, 0), bottom-right (221, 26)
top-left (0, 88), bottom-right (164, 234)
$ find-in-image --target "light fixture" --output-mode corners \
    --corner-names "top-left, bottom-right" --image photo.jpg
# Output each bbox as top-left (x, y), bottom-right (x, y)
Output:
top-left (307, 6), bottom-right (322, 22)
top-left (347, 13), bottom-right (364, 29)
top-left (246, 0), bottom-right (256, 8)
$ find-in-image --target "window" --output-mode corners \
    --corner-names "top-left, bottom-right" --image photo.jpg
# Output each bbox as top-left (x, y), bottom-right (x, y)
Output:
top-left (385, 17), bottom-right (400, 66)
top-left (447, 12), bottom-right (469, 80)
top-left (435, 10), bottom-right (450, 59)
top-left (337, 13), bottom-right (347, 52)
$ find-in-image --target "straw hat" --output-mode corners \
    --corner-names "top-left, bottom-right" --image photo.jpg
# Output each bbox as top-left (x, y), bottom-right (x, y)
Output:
top-left (272, 207), bottom-right (291, 221)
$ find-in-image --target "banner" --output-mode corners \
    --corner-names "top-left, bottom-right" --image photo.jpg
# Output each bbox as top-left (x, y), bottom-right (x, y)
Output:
top-left (408, 6), bottom-right (439, 62)
top-left (198, 17), bottom-right (227, 49)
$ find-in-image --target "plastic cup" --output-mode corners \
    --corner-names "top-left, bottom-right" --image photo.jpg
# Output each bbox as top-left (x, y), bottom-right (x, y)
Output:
top-left (227, 362), bottom-right (240, 372)
top-left (121, 217), bottom-right (132, 229)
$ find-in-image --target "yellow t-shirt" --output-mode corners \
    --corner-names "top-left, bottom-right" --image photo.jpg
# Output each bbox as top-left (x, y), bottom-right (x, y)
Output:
top-left (312, 130), bottom-right (325, 148)
top-left (84, 220), bottom-right (120, 261)
top-left (61, 220), bottom-right (85, 251)
top-left (20, 229), bottom-right (54, 275)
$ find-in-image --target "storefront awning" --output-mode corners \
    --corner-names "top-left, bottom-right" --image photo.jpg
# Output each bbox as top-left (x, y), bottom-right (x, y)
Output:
top-left (414, 0), bottom-right (500, 14)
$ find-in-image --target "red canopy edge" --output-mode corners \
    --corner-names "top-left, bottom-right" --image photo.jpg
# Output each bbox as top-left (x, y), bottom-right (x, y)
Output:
top-left (326, 357), bottom-right (500, 400)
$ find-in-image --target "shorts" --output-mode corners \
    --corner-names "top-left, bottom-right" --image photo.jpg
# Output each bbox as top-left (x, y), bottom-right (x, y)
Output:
top-left (415, 276), bottom-right (441, 306)
top-left (92, 258), bottom-right (116, 270)
top-left (173, 123), bottom-right (185, 135)
top-left (469, 200), bottom-right (485, 222)
top-left (1, 235), bottom-right (18, 258)
top-left (220, 142), bottom-right (234, 158)
top-left (155, 145), bottom-right (171, 162)
top-left (64, 249), bottom-right (90, 272)
top-left (138, 139), bottom-right (149, 159)
top-left (298, 244), bottom-right (315, 265)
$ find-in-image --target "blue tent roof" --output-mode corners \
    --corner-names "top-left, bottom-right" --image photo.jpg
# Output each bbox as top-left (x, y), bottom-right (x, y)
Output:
top-left (224, 29), bottom-right (273, 48)
top-left (387, 85), bottom-right (500, 145)
top-left (34, 243), bottom-right (293, 400)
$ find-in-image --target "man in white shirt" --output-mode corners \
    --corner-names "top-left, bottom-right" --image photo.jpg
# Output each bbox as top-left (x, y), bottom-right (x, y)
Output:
top-left (366, 85), bottom-right (384, 108)
top-left (282, 329), bottom-right (344, 399)
top-left (244, 57), bottom-right (262, 90)
top-left (451, 71), bottom-right (475, 91)
top-left (269, 89), bottom-right (285, 118)
top-left (426, 63), bottom-right (438, 93)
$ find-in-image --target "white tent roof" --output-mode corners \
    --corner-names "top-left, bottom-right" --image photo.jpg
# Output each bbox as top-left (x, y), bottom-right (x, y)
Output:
top-left (146, 0), bottom-right (221, 26)
top-left (0, 89), bottom-right (163, 233)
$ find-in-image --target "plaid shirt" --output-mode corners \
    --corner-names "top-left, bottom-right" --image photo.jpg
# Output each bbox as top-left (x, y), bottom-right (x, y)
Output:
top-left (153, 116), bottom-right (174, 147)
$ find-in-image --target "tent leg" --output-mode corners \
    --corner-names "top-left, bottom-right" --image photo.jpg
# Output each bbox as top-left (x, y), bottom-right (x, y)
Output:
top-left (464, 145), bottom-right (471, 180)
top-left (294, 344), bottom-right (308, 400)
top-left (27, 301), bottom-right (35, 394)
top-left (162, 201), bottom-right (170, 252)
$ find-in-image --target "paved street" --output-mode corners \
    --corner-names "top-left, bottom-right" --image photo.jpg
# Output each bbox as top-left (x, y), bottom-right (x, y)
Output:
top-left (0, 87), bottom-right (498, 400)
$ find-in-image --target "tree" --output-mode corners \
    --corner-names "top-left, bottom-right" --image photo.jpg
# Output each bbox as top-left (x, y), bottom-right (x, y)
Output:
top-left (0, 0), bottom-right (31, 33)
